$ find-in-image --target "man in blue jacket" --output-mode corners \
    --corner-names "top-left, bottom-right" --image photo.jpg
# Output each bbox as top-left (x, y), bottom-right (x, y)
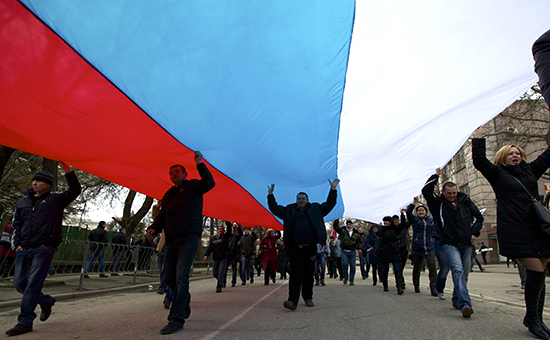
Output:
top-left (6, 163), bottom-right (81, 336)
top-left (422, 167), bottom-right (483, 318)
top-left (267, 179), bottom-right (339, 311)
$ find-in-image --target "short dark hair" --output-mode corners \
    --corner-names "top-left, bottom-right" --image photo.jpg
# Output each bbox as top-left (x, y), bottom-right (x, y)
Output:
top-left (170, 164), bottom-right (186, 173)
top-left (346, 220), bottom-right (353, 225)
top-left (442, 182), bottom-right (456, 192)
top-left (98, 221), bottom-right (106, 227)
top-left (392, 215), bottom-right (399, 220)
top-left (297, 192), bottom-right (308, 199)
top-left (383, 216), bottom-right (394, 226)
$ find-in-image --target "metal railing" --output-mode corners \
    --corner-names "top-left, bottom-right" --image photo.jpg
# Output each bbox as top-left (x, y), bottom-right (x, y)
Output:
top-left (0, 240), bottom-right (159, 288)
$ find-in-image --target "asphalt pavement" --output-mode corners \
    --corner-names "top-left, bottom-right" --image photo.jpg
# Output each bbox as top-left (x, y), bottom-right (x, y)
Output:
top-left (0, 263), bottom-right (541, 339)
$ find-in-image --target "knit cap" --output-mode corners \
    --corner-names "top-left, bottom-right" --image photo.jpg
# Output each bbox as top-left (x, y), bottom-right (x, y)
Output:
top-left (32, 170), bottom-right (54, 185)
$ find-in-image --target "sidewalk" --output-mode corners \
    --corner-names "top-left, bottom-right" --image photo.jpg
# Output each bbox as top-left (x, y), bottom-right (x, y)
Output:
top-left (0, 269), bottom-right (211, 310)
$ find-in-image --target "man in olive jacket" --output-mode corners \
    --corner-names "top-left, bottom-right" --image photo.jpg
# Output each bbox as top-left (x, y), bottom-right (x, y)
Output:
top-left (333, 220), bottom-right (362, 285)
top-left (267, 179), bottom-right (339, 311)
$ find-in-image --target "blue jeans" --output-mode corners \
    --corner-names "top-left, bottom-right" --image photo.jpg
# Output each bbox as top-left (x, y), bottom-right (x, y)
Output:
top-left (85, 248), bottom-right (105, 274)
top-left (112, 251), bottom-right (123, 273)
top-left (212, 258), bottom-right (229, 290)
top-left (434, 240), bottom-right (449, 294)
top-left (341, 250), bottom-right (356, 283)
top-left (163, 234), bottom-right (199, 327)
top-left (443, 244), bottom-right (472, 309)
top-left (157, 252), bottom-right (166, 289)
top-left (13, 245), bottom-right (56, 327)
top-left (314, 252), bottom-right (326, 284)
top-left (240, 254), bottom-right (254, 283)
top-left (359, 252), bottom-right (369, 279)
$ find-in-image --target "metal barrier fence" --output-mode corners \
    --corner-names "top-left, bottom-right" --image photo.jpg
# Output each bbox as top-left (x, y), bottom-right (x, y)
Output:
top-left (0, 240), bottom-right (159, 288)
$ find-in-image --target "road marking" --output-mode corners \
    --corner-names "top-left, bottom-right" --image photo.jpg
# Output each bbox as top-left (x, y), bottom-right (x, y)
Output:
top-left (201, 282), bottom-right (287, 340)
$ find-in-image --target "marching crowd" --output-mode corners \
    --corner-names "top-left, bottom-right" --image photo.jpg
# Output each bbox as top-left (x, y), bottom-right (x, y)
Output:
top-left (3, 29), bottom-right (550, 340)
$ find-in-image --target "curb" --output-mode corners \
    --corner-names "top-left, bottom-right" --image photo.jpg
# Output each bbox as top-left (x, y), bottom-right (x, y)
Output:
top-left (0, 275), bottom-right (210, 310)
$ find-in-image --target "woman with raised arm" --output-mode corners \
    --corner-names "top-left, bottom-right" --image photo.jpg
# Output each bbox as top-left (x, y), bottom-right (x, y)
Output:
top-left (472, 128), bottom-right (550, 338)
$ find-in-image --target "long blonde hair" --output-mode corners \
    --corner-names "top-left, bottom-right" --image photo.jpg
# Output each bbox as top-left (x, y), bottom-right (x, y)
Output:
top-left (492, 144), bottom-right (527, 166)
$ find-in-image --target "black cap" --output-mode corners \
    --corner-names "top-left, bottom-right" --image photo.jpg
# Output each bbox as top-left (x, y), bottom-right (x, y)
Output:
top-left (32, 170), bottom-right (54, 186)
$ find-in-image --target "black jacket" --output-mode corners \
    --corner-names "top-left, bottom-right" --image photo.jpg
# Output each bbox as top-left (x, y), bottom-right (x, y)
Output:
top-left (148, 163), bottom-right (215, 240)
top-left (239, 231), bottom-right (258, 256)
top-left (205, 228), bottom-right (233, 261)
top-left (472, 138), bottom-right (550, 257)
top-left (376, 223), bottom-right (404, 262)
top-left (268, 188), bottom-right (337, 248)
top-left (88, 226), bottom-right (108, 250)
top-left (422, 174), bottom-right (483, 247)
top-left (13, 171), bottom-right (81, 249)
top-left (365, 230), bottom-right (381, 264)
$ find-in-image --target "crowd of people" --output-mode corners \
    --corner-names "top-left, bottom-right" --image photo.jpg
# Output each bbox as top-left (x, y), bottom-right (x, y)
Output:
top-left (3, 29), bottom-right (550, 339)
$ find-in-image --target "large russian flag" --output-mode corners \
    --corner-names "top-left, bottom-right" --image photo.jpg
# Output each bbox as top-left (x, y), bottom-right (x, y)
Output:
top-left (1, 0), bottom-right (549, 228)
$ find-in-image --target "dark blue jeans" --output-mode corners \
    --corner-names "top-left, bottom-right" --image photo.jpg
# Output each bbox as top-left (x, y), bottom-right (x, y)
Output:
top-left (212, 258), bottom-right (229, 290)
top-left (434, 239), bottom-right (449, 294)
top-left (240, 254), bottom-right (254, 283)
top-left (85, 248), bottom-right (105, 274)
top-left (359, 252), bottom-right (369, 278)
top-left (13, 245), bottom-right (56, 327)
top-left (163, 233), bottom-right (199, 327)
top-left (157, 252), bottom-right (166, 290)
top-left (314, 252), bottom-right (326, 284)
top-left (112, 251), bottom-right (123, 273)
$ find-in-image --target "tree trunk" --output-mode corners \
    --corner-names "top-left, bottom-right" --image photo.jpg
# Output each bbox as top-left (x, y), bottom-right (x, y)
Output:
top-left (42, 158), bottom-right (58, 191)
top-left (0, 146), bottom-right (15, 179)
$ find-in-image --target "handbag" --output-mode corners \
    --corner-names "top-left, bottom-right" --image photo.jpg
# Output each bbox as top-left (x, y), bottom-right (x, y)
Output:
top-left (510, 175), bottom-right (550, 235)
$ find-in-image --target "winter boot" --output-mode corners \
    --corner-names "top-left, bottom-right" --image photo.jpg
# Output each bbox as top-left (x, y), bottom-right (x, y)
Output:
top-left (523, 270), bottom-right (549, 339)
top-left (539, 283), bottom-right (550, 336)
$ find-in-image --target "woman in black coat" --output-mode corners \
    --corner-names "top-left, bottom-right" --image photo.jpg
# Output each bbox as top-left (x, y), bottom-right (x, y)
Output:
top-left (472, 29), bottom-right (550, 339)
top-left (473, 124), bottom-right (550, 339)
top-left (377, 216), bottom-right (405, 295)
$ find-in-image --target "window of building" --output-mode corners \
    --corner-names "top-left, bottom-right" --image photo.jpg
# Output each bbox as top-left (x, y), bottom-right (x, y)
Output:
top-left (456, 147), bottom-right (466, 171)
top-left (460, 183), bottom-right (470, 196)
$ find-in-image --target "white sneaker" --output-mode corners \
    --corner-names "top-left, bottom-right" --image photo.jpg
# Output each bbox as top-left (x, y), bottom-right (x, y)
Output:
top-left (437, 292), bottom-right (446, 300)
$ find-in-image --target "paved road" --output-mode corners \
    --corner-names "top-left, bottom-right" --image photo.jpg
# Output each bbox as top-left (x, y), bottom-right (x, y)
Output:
top-left (0, 264), bottom-right (541, 339)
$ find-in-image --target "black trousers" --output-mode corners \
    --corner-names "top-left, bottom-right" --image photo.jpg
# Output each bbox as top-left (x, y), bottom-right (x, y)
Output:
top-left (287, 245), bottom-right (316, 304)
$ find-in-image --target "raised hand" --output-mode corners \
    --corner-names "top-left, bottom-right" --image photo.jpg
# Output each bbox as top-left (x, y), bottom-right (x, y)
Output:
top-left (267, 184), bottom-right (275, 195)
top-left (329, 179), bottom-right (340, 190)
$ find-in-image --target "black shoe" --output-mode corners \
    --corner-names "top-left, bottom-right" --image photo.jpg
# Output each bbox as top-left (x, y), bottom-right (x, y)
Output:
top-left (524, 317), bottom-right (550, 339)
top-left (250, 277), bottom-right (254, 284)
top-left (321, 282), bottom-right (326, 286)
top-left (157, 287), bottom-right (166, 294)
top-left (84, 275), bottom-right (90, 279)
top-left (315, 282), bottom-right (320, 286)
top-left (111, 273), bottom-right (119, 276)
top-left (163, 299), bottom-right (171, 309)
top-left (241, 282), bottom-right (246, 285)
top-left (401, 282), bottom-right (406, 289)
top-left (272, 277), bottom-right (276, 283)
top-left (283, 300), bottom-right (297, 311)
top-left (231, 283), bottom-right (236, 287)
top-left (383, 285), bottom-right (389, 292)
top-left (431, 289), bottom-right (438, 297)
top-left (99, 274), bottom-right (108, 278)
top-left (397, 287), bottom-right (404, 295)
top-left (40, 298), bottom-right (56, 322)
top-left (160, 322), bottom-right (183, 335)
top-left (373, 281), bottom-right (377, 286)
top-left (304, 299), bottom-right (314, 307)
top-left (415, 286), bottom-right (420, 293)
top-left (5, 324), bottom-right (32, 336)
top-left (216, 288), bottom-right (222, 293)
